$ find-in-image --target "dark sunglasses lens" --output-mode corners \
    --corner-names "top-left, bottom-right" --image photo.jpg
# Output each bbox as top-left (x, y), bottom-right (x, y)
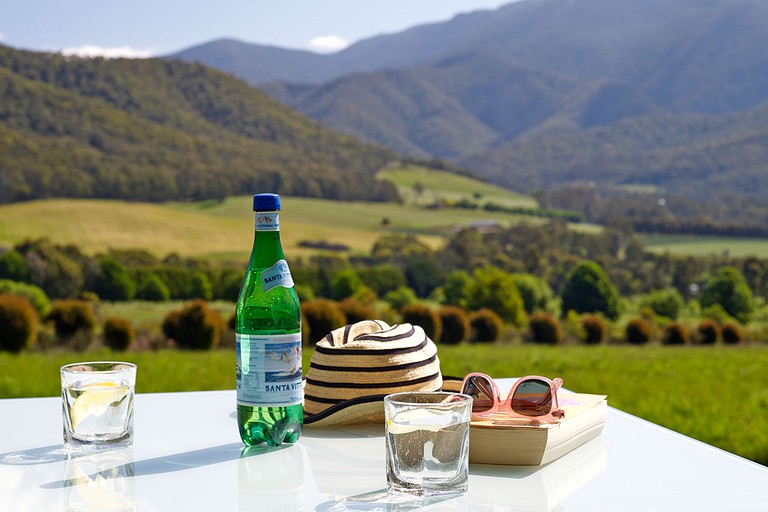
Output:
top-left (463, 375), bottom-right (495, 413)
top-left (511, 379), bottom-right (552, 417)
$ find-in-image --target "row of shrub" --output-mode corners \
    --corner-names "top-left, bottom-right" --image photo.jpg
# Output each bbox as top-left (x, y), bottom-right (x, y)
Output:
top-left (302, 298), bottom-right (749, 347)
top-left (622, 317), bottom-right (746, 346)
top-left (0, 294), bottom-right (135, 353)
top-left (2, 231), bottom-right (763, 331)
top-left (0, 291), bottom-right (751, 354)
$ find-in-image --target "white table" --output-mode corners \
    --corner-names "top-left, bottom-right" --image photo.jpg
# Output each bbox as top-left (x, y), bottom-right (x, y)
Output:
top-left (1, 382), bottom-right (767, 511)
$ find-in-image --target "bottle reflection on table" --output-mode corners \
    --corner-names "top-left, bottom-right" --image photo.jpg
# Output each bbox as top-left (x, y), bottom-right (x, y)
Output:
top-left (238, 444), bottom-right (304, 512)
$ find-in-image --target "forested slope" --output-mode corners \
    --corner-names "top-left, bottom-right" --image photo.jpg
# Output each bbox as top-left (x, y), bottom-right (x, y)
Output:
top-left (0, 45), bottom-right (399, 204)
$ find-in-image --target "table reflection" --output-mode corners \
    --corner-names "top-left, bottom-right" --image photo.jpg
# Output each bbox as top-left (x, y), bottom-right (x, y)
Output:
top-left (468, 436), bottom-right (607, 510)
top-left (64, 448), bottom-right (135, 512)
top-left (238, 444), bottom-right (304, 511)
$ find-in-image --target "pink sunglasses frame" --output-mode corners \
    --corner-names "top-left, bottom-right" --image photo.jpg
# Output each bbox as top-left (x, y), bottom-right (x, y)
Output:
top-left (460, 372), bottom-right (565, 422)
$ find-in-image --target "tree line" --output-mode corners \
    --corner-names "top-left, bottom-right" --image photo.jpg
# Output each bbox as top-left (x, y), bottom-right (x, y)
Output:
top-left (0, 220), bottom-right (764, 352)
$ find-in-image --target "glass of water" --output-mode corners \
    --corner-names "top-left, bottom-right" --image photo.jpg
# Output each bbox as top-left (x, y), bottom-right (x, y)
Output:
top-left (61, 362), bottom-right (137, 449)
top-left (384, 391), bottom-right (472, 497)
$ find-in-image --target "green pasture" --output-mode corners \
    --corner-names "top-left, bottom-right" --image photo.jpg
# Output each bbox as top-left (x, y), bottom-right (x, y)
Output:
top-left (1, 344), bottom-right (766, 465)
top-left (378, 164), bottom-right (537, 208)
top-left (0, 165), bottom-right (761, 259)
top-left (0, 192), bottom-right (545, 261)
top-left (643, 234), bottom-right (768, 257)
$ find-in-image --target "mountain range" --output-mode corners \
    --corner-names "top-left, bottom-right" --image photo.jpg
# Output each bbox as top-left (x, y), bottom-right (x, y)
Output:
top-left (0, 45), bottom-right (398, 204)
top-left (171, 0), bottom-right (768, 221)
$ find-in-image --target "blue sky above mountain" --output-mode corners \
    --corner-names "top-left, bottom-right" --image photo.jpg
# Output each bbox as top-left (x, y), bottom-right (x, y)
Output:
top-left (2, 0), bottom-right (512, 57)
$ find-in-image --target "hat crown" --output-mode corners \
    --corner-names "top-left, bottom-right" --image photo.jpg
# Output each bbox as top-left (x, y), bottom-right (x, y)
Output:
top-left (304, 320), bottom-right (443, 426)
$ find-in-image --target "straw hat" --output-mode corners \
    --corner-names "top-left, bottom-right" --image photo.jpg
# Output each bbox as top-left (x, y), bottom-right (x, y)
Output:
top-left (303, 320), bottom-right (443, 427)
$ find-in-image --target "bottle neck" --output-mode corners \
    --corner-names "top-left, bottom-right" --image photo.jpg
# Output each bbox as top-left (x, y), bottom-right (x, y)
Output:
top-left (249, 211), bottom-right (285, 267)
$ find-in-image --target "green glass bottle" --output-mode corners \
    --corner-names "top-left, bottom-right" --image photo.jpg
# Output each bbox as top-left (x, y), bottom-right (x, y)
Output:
top-left (235, 193), bottom-right (302, 447)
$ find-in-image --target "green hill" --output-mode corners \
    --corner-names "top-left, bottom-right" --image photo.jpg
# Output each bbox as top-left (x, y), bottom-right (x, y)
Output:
top-left (0, 167), bottom-right (547, 259)
top-left (0, 44), bottom-right (398, 204)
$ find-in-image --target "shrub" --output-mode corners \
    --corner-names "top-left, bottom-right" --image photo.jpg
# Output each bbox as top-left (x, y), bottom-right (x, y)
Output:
top-left (103, 317), bottom-right (135, 352)
top-left (294, 284), bottom-right (316, 303)
top-left (722, 322), bottom-right (746, 345)
top-left (384, 286), bottom-right (418, 311)
top-left (641, 288), bottom-right (685, 320)
top-left (357, 264), bottom-right (405, 296)
top-left (290, 266), bottom-right (323, 298)
top-left (227, 313), bottom-right (237, 331)
top-left (0, 279), bottom-right (51, 317)
top-left (302, 299), bottom-right (347, 345)
top-left (528, 311), bottom-right (563, 345)
top-left (0, 294), bottom-right (38, 352)
top-left (469, 308), bottom-right (503, 343)
top-left (512, 274), bottom-right (556, 314)
top-left (465, 266), bottom-right (526, 328)
top-left (662, 322), bottom-right (690, 346)
top-left (189, 272), bottom-right (213, 301)
top-left (212, 268), bottom-right (244, 301)
top-left (696, 320), bottom-right (720, 345)
top-left (46, 299), bottom-right (97, 344)
top-left (561, 260), bottom-right (621, 320)
top-left (301, 310), bottom-right (311, 346)
top-left (95, 258), bottom-right (136, 301)
top-left (0, 249), bottom-right (29, 281)
top-left (405, 257), bottom-right (444, 298)
top-left (175, 300), bottom-right (222, 350)
top-left (440, 270), bottom-right (472, 308)
top-left (330, 269), bottom-right (364, 300)
top-left (135, 273), bottom-right (171, 302)
top-left (700, 266), bottom-right (755, 325)
top-left (625, 318), bottom-right (653, 345)
top-left (401, 303), bottom-right (442, 342)
top-left (701, 303), bottom-right (735, 325)
top-left (581, 314), bottom-right (608, 345)
top-left (337, 298), bottom-right (376, 324)
top-left (162, 309), bottom-right (181, 341)
top-left (438, 306), bottom-right (470, 345)
top-left (352, 286), bottom-right (377, 306)
top-left (20, 241), bottom-right (84, 299)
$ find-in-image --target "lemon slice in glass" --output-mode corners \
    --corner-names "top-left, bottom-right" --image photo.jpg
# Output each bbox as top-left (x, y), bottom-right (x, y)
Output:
top-left (70, 383), bottom-right (130, 430)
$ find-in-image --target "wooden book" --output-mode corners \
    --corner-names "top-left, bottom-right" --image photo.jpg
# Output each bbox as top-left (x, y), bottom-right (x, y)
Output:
top-left (468, 391), bottom-right (607, 466)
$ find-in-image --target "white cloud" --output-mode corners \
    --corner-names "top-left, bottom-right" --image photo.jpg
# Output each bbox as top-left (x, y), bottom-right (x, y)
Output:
top-left (308, 35), bottom-right (349, 53)
top-left (0, 32), bottom-right (5, 41)
top-left (59, 45), bottom-right (155, 59)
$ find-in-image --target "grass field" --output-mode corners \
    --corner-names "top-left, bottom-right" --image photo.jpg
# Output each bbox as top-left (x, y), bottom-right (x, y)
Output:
top-left (2, 344), bottom-right (766, 465)
top-left (643, 234), bottom-right (768, 257)
top-left (378, 164), bottom-right (538, 208)
top-left (0, 167), bottom-right (546, 260)
top-left (0, 167), bottom-right (760, 259)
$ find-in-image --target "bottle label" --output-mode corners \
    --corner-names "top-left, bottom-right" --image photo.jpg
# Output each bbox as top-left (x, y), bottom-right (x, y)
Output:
top-left (236, 333), bottom-right (303, 407)
top-left (255, 212), bottom-right (279, 231)
top-left (261, 259), bottom-right (295, 292)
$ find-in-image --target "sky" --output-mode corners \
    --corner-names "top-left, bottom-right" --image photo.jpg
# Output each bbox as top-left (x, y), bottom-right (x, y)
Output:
top-left (2, 0), bottom-right (513, 58)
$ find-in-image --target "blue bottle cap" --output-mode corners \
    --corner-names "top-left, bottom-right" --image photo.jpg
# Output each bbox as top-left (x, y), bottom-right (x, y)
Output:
top-left (252, 193), bottom-right (281, 212)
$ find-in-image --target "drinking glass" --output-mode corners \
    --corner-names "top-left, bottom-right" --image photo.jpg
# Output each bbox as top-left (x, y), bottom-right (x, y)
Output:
top-left (384, 392), bottom-right (472, 497)
top-left (61, 362), bottom-right (136, 449)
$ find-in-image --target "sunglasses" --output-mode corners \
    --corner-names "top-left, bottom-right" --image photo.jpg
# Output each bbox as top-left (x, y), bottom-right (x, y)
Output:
top-left (460, 372), bottom-right (565, 422)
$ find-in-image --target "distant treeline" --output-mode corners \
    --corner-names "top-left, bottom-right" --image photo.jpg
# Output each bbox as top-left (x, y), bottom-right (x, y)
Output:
top-left (4, 220), bottom-right (766, 317)
top-left (631, 218), bottom-right (768, 238)
top-left (444, 198), bottom-right (583, 223)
